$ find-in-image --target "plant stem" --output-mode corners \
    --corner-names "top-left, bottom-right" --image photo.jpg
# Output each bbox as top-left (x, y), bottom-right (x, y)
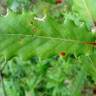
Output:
top-left (0, 72), bottom-right (7, 96)
top-left (0, 56), bottom-right (7, 72)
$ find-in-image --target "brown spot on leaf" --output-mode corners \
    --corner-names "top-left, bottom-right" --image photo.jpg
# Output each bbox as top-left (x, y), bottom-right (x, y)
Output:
top-left (59, 51), bottom-right (66, 57)
top-left (56, 0), bottom-right (63, 4)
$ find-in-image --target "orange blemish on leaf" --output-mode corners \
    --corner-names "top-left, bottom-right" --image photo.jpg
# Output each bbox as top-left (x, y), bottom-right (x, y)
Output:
top-left (56, 0), bottom-right (63, 4)
top-left (59, 51), bottom-right (66, 57)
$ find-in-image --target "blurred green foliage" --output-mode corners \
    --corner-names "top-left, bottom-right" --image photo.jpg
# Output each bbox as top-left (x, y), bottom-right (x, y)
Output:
top-left (0, 0), bottom-right (96, 96)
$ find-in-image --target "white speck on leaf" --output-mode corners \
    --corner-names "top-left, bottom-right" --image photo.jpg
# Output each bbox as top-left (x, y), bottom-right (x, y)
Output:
top-left (34, 14), bottom-right (47, 22)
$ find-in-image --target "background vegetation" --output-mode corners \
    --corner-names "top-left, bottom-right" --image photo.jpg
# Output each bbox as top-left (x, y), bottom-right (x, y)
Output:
top-left (0, 0), bottom-right (96, 96)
